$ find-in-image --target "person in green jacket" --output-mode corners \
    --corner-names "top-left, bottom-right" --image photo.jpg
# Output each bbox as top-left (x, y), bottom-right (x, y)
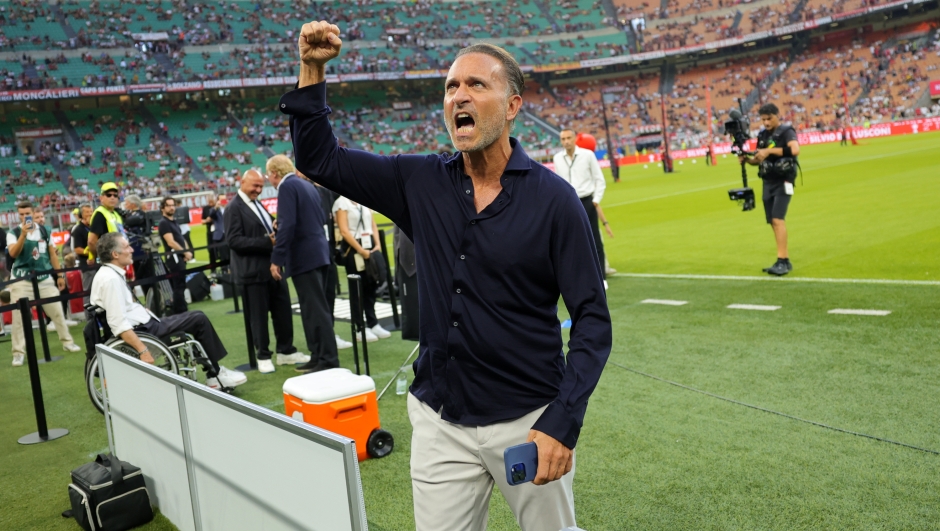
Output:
top-left (7, 201), bottom-right (81, 366)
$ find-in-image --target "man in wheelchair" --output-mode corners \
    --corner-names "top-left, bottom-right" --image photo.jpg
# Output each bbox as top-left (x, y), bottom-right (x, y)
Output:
top-left (90, 232), bottom-right (247, 390)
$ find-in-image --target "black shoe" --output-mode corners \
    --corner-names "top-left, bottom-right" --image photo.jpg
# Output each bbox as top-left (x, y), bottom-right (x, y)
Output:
top-left (766, 260), bottom-right (790, 276)
top-left (294, 361), bottom-right (320, 373)
top-left (762, 260), bottom-right (780, 273)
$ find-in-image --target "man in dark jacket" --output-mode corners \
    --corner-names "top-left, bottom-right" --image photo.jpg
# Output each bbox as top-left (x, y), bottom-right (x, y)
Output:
top-left (224, 169), bottom-right (306, 374)
top-left (267, 155), bottom-right (338, 373)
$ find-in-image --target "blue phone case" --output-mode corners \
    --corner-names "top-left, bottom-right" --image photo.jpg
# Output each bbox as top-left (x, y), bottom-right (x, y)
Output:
top-left (504, 442), bottom-right (538, 486)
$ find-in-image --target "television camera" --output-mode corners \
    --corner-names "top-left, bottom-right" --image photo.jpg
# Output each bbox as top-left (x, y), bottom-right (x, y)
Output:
top-left (725, 107), bottom-right (755, 212)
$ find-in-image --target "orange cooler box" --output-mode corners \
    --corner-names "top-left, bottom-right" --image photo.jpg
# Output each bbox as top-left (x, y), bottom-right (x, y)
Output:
top-left (283, 368), bottom-right (393, 461)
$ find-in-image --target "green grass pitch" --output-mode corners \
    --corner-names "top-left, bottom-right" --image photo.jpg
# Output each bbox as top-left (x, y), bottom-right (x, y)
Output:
top-left (1, 132), bottom-right (938, 530)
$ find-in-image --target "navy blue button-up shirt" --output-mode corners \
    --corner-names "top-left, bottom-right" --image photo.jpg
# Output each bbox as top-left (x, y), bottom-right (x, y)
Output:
top-left (279, 83), bottom-right (611, 449)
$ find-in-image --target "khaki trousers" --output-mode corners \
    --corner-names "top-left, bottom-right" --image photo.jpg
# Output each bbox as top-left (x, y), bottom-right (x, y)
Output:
top-left (10, 277), bottom-right (75, 358)
top-left (408, 393), bottom-right (576, 531)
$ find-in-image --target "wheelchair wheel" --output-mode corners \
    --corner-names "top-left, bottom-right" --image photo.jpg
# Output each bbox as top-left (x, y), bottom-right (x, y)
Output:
top-left (86, 334), bottom-right (180, 414)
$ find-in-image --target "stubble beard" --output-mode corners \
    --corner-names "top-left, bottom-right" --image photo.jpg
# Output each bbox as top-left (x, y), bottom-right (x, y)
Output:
top-left (446, 102), bottom-right (508, 153)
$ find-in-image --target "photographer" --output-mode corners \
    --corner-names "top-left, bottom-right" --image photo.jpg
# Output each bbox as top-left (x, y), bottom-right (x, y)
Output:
top-left (738, 103), bottom-right (800, 276)
top-left (123, 195), bottom-right (157, 299)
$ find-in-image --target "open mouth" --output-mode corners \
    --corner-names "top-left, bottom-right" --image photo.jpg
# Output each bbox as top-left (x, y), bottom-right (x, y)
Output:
top-left (455, 112), bottom-right (475, 134)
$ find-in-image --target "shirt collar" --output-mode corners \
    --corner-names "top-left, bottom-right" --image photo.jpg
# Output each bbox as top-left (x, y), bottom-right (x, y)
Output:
top-left (447, 137), bottom-right (532, 173)
top-left (237, 189), bottom-right (256, 204)
top-left (103, 262), bottom-right (127, 277)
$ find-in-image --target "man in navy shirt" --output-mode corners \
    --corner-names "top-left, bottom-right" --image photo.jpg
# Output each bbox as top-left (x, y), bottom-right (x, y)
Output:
top-left (281, 22), bottom-right (611, 531)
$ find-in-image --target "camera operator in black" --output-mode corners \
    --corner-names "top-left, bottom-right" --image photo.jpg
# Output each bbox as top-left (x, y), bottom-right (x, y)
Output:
top-left (738, 103), bottom-right (800, 276)
top-left (123, 195), bottom-right (157, 299)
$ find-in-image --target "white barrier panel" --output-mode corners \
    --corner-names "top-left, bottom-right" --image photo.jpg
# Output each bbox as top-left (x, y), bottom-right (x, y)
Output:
top-left (97, 344), bottom-right (368, 531)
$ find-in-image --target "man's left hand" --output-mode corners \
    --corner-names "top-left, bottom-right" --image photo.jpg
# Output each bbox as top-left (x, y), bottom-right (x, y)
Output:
top-left (752, 149), bottom-right (771, 163)
top-left (526, 429), bottom-right (573, 486)
top-left (56, 277), bottom-right (66, 290)
top-left (270, 263), bottom-right (282, 281)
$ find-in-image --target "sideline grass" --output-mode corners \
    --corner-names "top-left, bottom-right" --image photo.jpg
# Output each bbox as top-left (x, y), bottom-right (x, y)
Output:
top-left (600, 131), bottom-right (940, 280)
top-left (2, 132), bottom-right (938, 530)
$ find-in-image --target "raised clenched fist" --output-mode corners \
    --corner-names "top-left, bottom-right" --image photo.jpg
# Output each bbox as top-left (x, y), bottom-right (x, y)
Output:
top-left (299, 21), bottom-right (342, 67)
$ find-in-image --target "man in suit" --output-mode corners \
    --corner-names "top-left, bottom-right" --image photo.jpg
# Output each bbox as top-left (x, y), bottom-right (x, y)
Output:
top-left (224, 169), bottom-right (308, 374)
top-left (267, 155), bottom-right (339, 373)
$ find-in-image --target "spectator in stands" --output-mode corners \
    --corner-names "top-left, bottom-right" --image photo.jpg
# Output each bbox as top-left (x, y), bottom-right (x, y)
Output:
top-left (86, 182), bottom-right (125, 265)
top-left (739, 103), bottom-right (800, 276)
top-left (283, 25), bottom-right (610, 531)
top-left (266, 155), bottom-right (341, 373)
top-left (158, 197), bottom-right (191, 314)
top-left (224, 169), bottom-right (305, 374)
top-left (8, 201), bottom-right (82, 367)
top-left (553, 129), bottom-right (608, 281)
top-left (90, 232), bottom-right (247, 390)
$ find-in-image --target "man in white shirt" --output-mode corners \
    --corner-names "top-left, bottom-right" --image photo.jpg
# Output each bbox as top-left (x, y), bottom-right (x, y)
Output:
top-left (90, 232), bottom-right (246, 390)
top-left (553, 129), bottom-right (608, 278)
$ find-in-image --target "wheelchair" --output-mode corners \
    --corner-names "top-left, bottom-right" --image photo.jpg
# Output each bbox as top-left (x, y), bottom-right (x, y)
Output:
top-left (84, 304), bottom-right (213, 414)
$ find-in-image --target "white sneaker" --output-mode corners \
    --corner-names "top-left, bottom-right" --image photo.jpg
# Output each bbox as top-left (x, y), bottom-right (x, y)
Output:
top-left (335, 335), bottom-right (353, 350)
top-left (12, 354), bottom-right (24, 366)
top-left (363, 328), bottom-right (379, 343)
top-left (257, 358), bottom-right (276, 374)
top-left (46, 321), bottom-right (56, 331)
top-left (370, 324), bottom-right (391, 339)
top-left (217, 366), bottom-right (247, 387)
top-left (277, 352), bottom-right (311, 365)
top-left (606, 266), bottom-right (617, 275)
top-left (63, 343), bottom-right (82, 353)
top-left (64, 319), bottom-right (78, 326)
top-left (205, 377), bottom-right (222, 389)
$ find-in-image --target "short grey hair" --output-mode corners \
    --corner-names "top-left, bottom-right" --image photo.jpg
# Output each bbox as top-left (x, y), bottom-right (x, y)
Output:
top-left (97, 232), bottom-right (126, 263)
top-left (123, 195), bottom-right (143, 208)
top-left (79, 202), bottom-right (93, 212)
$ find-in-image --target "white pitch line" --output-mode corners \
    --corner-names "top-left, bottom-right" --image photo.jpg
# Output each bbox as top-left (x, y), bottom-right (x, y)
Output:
top-left (641, 299), bottom-right (688, 306)
top-left (828, 309), bottom-right (891, 316)
top-left (727, 304), bottom-right (781, 311)
top-left (613, 273), bottom-right (940, 286)
top-left (604, 181), bottom-right (740, 209)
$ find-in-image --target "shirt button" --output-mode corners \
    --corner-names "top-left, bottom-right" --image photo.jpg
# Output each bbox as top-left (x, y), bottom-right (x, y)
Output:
top-left (453, 322), bottom-right (458, 327)
top-left (456, 288), bottom-right (461, 293)
top-left (450, 356), bottom-right (456, 360)
top-left (280, 103), bottom-right (286, 108)
top-left (470, 220), bottom-right (476, 225)
top-left (465, 189), bottom-right (471, 194)
top-left (460, 254), bottom-right (465, 260)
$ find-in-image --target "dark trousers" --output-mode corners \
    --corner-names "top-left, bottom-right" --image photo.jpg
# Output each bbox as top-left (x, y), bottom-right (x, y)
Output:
top-left (136, 311), bottom-right (226, 376)
top-left (291, 266), bottom-right (339, 370)
top-left (243, 278), bottom-right (295, 360)
top-left (325, 262), bottom-right (338, 325)
top-left (397, 268), bottom-right (419, 341)
top-left (167, 254), bottom-right (188, 315)
top-left (343, 255), bottom-right (378, 328)
top-left (133, 255), bottom-right (156, 300)
top-left (580, 195), bottom-right (606, 279)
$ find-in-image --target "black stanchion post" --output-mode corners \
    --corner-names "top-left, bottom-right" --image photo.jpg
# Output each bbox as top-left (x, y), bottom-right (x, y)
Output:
top-left (350, 274), bottom-right (371, 377)
top-left (31, 276), bottom-right (61, 364)
top-left (235, 285), bottom-right (257, 372)
top-left (17, 297), bottom-right (68, 445)
top-left (226, 280), bottom-right (242, 314)
top-left (377, 229), bottom-right (400, 330)
top-left (347, 274), bottom-right (362, 375)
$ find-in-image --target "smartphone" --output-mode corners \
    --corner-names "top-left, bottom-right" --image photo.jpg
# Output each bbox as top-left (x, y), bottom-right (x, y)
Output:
top-left (24, 215), bottom-right (33, 228)
top-left (504, 442), bottom-right (538, 486)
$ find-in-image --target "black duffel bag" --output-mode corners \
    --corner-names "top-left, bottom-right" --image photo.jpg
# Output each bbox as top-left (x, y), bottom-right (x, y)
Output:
top-left (67, 453), bottom-right (153, 531)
